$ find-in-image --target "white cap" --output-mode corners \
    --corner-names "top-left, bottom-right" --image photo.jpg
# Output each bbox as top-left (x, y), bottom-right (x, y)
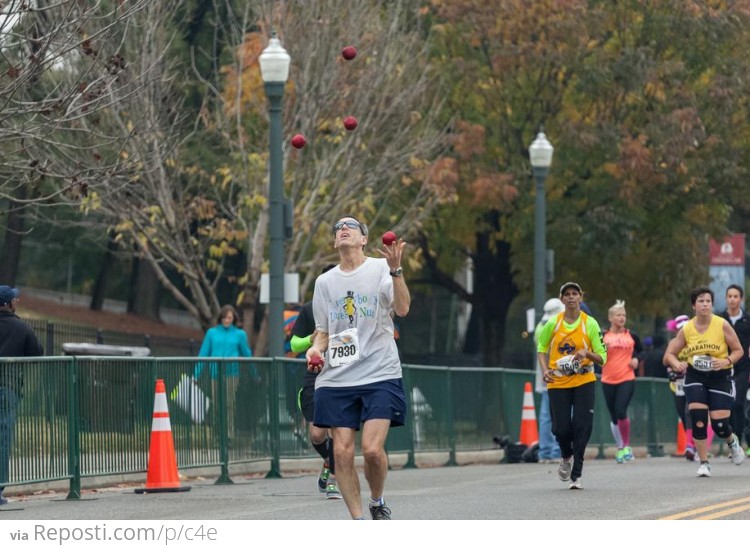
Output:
top-left (542, 298), bottom-right (565, 322)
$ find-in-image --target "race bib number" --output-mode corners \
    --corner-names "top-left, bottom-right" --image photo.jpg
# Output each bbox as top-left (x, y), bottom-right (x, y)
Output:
top-left (555, 355), bottom-right (579, 375)
top-left (328, 328), bottom-right (361, 368)
top-left (692, 355), bottom-right (713, 372)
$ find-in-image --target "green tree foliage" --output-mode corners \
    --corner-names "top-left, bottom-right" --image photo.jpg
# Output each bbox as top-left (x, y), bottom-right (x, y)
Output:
top-left (421, 0), bottom-right (750, 365)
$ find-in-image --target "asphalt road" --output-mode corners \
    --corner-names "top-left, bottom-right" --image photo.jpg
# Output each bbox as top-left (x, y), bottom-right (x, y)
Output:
top-left (1, 454), bottom-right (748, 521)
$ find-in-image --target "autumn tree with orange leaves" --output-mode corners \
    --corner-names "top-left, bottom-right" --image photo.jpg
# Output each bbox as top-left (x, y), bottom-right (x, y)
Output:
top-left (419, 0), bottom-right (750, 366)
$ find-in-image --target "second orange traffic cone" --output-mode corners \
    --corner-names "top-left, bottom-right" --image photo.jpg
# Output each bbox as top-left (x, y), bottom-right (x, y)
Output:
top-left (675, 419), bottom-right (686, 457)
top-left (519, 381), bottom-right (539, 446)
top-left (135, 379), bottom-right (191, 494)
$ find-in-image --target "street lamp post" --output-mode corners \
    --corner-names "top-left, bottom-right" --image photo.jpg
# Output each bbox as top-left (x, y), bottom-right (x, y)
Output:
top-left (259, 34), bottom-right (291, 359)
top-left (529, 131), bottom-right (554, 326)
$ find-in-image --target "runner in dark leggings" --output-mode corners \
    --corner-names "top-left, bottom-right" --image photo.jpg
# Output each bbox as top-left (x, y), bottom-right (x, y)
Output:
top-left (601, 300), bottom-right (642, 463)
top-left (537, 281), bottom-right (607, 490)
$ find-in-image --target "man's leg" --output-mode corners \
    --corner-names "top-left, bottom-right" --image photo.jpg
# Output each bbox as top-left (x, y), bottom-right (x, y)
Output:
top-left (0, 387), bottom-right (19, 503)
top-left (330, 427), bottom-right (361, 518)
top-left (538, 391), bottom-right (559, 459)
top-left (731, 368), bottom-right (749, 447)
top-left (360, 418), bottom-right (391, 501)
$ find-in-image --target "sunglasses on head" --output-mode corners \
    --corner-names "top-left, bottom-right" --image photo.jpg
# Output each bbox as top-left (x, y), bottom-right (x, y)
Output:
top-left (332, 220), bottom-right (364, 234)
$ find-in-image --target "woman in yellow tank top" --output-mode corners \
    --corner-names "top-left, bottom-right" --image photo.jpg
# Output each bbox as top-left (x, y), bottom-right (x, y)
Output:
top-left (663, 286), bottom-right (744, 477)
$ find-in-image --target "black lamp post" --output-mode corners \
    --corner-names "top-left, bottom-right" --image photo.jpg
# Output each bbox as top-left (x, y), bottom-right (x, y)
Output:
top-left (259, 34), bottom-right (291, 358)
top-left (529, 131), bottom-right (554, 325)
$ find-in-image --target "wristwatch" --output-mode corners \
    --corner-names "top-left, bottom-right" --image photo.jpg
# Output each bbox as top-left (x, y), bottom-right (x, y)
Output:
top-left (389, 267), bottom-right (403, 277)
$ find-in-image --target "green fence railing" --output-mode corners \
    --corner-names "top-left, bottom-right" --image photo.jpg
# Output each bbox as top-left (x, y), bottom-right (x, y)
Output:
top-left (0, 357), bottom-right (679, 499)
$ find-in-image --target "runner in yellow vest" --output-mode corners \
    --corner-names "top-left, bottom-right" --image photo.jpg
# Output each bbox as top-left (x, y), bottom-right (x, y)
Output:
top-left (537, 281), bottom-right (607, 490)
top-left (663, 285), bottom-right (745, 477)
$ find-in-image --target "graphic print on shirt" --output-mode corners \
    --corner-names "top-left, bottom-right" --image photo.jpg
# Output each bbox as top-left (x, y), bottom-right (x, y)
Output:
top-left (557, 337), bottom-right (577, 357)
top-left (344, 291), bottom-right (356, 326)
top-left (329, 290), bottom-right (379, 328)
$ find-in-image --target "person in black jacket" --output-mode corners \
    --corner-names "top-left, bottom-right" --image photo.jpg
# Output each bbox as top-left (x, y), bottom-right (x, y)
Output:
top-left (719, 284), bottom-right (750, 455)
top-left (0, 285), bottom-right (43, 505)
top-left (289, 265), bottom-right (342, 499)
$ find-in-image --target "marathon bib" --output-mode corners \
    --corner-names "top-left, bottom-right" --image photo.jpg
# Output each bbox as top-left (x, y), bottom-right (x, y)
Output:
top-left (555, 355), bottom-right (580, 375)
top-left (328, 328), bottom-right (361, 368)
top-left (692, 355), bottom-right (713, 372)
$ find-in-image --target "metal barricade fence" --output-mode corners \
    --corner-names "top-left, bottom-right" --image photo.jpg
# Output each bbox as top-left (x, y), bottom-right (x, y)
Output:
top-left (0, 357), bottom-right (677, 499)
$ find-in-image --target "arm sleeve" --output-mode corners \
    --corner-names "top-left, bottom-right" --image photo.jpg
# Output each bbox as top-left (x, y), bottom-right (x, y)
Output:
top-left (25, 330), bottom-right (43, 356)
top-left (536, 319), bottom-right (555, 354)
top-left (194, 331), bottom-right (212, 379)
top-left (290, 334), bottom-right (312, 353)
top-left (312, 279), bottom-right (328, 334)
top-left (239, 330), bottom-right (252, 357)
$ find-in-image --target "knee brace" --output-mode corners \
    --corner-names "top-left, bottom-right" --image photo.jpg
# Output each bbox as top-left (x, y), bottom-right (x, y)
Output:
top-left (690, 408), bottom-right (709, 440)
top-left (711, 417), bottom-right (732, 439)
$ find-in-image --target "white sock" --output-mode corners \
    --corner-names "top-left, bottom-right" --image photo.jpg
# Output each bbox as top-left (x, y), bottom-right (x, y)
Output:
top-left (369, 496), bottom-right (384, 506)
top-left (610, 422), bottom-right (624, 448)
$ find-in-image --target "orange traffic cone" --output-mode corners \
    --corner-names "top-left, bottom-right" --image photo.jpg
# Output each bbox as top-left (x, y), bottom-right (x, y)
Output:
top-left (519, 381), bottom-right (539, 446)
top-left (135, 379), bottom-right (191, 493)
top-left (675, 419), bottom-right (686, 457)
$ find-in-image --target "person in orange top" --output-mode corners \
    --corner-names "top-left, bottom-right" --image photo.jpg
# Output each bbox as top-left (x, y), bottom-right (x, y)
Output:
top-left (601, 300), bottom-right (643, 463)
top-left (537, 281), bottom-right (607, 490)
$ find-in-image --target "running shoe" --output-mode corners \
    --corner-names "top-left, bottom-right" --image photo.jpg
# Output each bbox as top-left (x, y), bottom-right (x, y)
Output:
top-left (325, 479), bottom-right (342, 500)
top-left (696, 461), bottom-right (711, 477)
top-left (623, 446), bottom-right (634, 461)
top-left (369, 503), bottom-right (392, 520)
top-left (728, 433), bottom-right (745, 466)
top-left (685, 445), bottom-right (696, 462)
top-left (317, 464), bottom-right (330, 493)
top-left (0, 495), bottom-right (7, 506)
top-left (558, 457), bottom-right (572, 481)
top-left (568, 479), bottom-right (583, 490)
top-left (615, 449), bottom-right (625, 464)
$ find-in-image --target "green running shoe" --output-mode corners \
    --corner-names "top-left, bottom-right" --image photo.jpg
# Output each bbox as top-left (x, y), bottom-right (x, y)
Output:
top-left (317, 464), bottom-right (330, 493)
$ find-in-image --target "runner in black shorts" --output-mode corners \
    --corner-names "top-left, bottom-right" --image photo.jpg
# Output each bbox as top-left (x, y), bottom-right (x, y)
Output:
top-left (663, 286), bottom-right (745, 477)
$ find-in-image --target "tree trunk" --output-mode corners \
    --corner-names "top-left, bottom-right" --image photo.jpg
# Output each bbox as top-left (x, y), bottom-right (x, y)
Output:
top-left (127, 255), bottom-right (161, 321)
top-left (90, 233), bottom-right (119, 311)
top-left (472, 229), bottom-right (518, 367)
top-left (0, 188), bottom-right (27, 285)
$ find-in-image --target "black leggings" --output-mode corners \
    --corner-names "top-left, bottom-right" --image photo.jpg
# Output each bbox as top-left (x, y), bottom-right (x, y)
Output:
top-left (548, 381), bottom-right (596, 481)
top-left (673, 394), bottom-right (690, 430)
top-left (601, 380), bottom-right (635, 424)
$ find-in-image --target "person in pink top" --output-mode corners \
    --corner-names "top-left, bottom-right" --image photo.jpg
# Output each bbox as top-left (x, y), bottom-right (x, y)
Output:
top-left (601, 300), bottom-right (644, 463)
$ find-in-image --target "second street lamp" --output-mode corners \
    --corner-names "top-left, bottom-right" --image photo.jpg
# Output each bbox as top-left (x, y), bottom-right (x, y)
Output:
top-left (529, 130), bottom-right (554, 326)
top-left (259, 34), bottom-right (291, 359)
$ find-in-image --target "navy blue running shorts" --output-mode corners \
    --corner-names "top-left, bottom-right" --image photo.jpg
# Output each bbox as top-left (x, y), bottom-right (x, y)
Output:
top-left (313, 379), bottom-right (407, 430)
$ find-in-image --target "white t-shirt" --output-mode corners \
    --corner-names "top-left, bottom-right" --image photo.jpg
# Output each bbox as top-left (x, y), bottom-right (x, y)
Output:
top-left (312, 257), bottom-right (402, 388)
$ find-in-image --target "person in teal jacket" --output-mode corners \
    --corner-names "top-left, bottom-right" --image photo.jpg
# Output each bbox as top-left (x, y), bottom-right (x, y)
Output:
top-left (193, 305), bottom-right (252, 439)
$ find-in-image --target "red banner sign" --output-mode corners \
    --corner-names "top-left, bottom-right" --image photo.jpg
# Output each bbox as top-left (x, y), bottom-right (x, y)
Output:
top-left (709, 234), bottom-right (745, 266)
